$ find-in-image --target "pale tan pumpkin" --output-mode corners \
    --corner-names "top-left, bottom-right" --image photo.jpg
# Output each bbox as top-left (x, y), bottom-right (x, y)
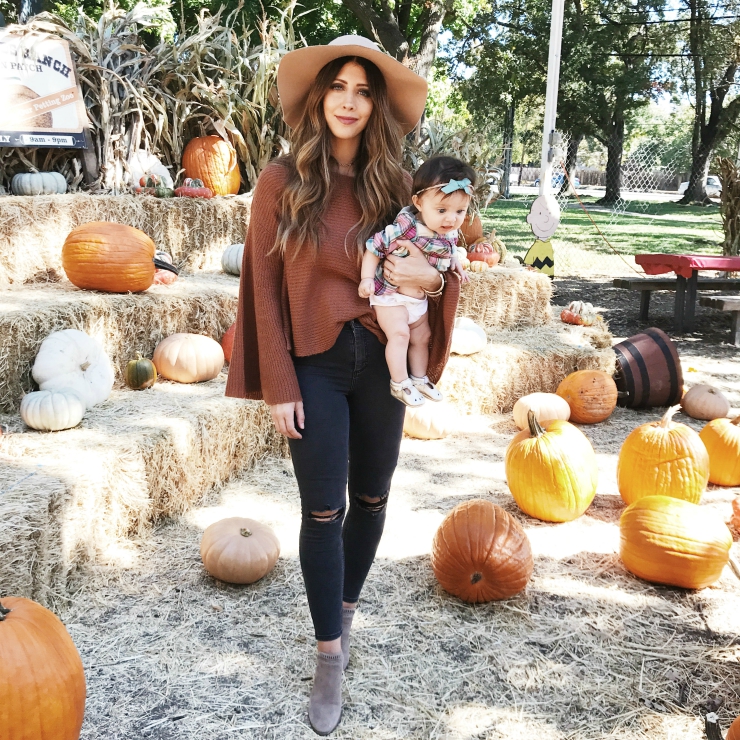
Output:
top-left (680, 384), bottom-right (730, 421)
top-left (404, 401), bottom-right (455, 439)
top-left (201, 517), bottom-right (280, 584)
top-left (512, 392), bottom-right (571, 430)
top-left (153, 333), bottom-right (224, 383)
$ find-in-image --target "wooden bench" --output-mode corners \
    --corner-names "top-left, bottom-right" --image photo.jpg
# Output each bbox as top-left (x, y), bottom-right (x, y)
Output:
top-left (613, 277), bottom-right (740, 321)
top-left (699, 295), bottom-right (740, 345)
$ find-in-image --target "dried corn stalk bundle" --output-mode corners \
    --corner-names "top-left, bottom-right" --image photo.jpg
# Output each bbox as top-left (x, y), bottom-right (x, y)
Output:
top-left (719, 157), bottom-right (740, 257)
top-left (0, 2), bottom-right (298, 193)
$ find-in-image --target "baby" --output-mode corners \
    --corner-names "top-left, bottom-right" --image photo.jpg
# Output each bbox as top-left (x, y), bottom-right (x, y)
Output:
top-left (359, 155), bottom-right (475, 406)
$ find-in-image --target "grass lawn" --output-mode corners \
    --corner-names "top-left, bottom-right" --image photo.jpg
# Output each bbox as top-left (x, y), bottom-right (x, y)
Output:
top-left (480, 196), bottom-right (725, 276)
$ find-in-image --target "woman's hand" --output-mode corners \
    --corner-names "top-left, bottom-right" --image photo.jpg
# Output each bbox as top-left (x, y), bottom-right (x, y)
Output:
top-left (384, 242), bottom-right (442, 292)
top-left (270, 401), bottom-right (305, 439)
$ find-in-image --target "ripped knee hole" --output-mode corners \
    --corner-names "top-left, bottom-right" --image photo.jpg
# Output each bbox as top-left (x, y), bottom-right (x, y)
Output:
top-left (355, 494), bottom-right (388, 513)
top-left (308, 507), bottom-right (344, 523)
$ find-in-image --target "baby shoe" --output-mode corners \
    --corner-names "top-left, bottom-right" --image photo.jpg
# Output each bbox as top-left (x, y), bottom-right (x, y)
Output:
top-left (390, 378), bottom-right (425, 407)
top-left (411, 375), bottom-right (443, 402)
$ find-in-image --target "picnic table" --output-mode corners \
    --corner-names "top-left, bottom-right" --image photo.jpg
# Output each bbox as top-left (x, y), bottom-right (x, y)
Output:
top-left (634, 254), bottom-right (740, 333)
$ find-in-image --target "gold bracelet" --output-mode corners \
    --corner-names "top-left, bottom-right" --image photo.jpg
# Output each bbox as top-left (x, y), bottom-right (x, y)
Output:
top-left (424, 273), bottom-right (445, 298)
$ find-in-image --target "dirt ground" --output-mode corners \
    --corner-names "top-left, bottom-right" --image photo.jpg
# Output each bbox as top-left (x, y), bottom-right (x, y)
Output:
top-left (62, 278), bottom-right (739, 740)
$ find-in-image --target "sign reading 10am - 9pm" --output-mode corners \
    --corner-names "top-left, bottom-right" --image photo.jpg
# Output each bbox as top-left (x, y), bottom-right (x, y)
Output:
top-left (0, 31), bottom-right (89, 148)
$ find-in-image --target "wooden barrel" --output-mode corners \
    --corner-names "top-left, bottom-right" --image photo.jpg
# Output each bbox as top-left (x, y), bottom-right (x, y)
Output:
top-left (613, 328), bottom-right (683, 408)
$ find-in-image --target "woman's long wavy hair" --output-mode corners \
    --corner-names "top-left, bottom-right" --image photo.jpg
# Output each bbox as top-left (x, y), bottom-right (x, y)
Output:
top-left (273, 55), bottom-right (410, 260)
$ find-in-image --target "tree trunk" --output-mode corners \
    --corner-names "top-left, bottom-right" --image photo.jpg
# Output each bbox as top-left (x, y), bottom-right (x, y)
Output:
top-left (558, 132), bottom-right (583, 195)
top-left (680, 141), bottom-right (712, 204)
top-left (19, 0), bottom-right (43, 23)
top-left (597, 115), bottom-right (624, 206)
top-left (500, 102), bottom-right (515, 199)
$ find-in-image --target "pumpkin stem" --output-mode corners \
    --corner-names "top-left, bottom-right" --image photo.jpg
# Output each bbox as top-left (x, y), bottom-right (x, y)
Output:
top-left (80, 361), bottom-right (91, 372)
top-left (526, 409), bottom-right (546, 438)
top-left (729, 556), bottom-right (740, 581)
top-left (732, 415), bottom-right (740, 426)
top-left (0, 601), bottom-right (10, 621)
top-left (705, 713), bottom-right (723, 740)
top-left (239, 528), bottom-right (252, 538)
top-left (659, 405), bottom-right (681, 428)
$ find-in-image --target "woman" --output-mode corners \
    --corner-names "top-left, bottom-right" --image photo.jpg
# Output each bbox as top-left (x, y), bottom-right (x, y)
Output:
top-left (225, 35), bottom-right (460, 735)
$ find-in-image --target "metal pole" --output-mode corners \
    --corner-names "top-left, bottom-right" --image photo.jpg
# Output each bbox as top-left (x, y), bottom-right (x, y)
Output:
top-left (538, 0), bottom-right (566, 196)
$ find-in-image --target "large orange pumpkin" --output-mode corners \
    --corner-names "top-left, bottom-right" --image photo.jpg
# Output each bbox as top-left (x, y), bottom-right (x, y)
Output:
top-left (699, 415), bottom-right (740, 487)
top-left (617, 405), bottom-right (710, 505)
top-left (619, 495), bottom-right (732, 589)
top-left (0, 597), bottom-right (86, 739)
top-left (505, 410), bottom-right (598, 522)
top-left (62, 221), bottom-right (167, 293)
top-left (431, 499), bottom-right (533, 603)
top-left (459, 214), bottom-right (483, 247)
top-left (728, 715), bottom-right (740, 740)
top-left (555, 370), bottom-right (618, 424)
top-left (182, 136), bottom-right (240, 195)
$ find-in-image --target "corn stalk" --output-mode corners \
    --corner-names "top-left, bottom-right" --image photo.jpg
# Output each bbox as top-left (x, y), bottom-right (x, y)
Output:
top-left (0, 2), bottom-right (299, 193)
top-left (718, 157), bottom-right (740, 256)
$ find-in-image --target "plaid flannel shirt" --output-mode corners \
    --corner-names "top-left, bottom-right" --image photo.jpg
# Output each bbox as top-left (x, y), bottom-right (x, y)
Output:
top-left (366, 207), bottom-right (457, 296)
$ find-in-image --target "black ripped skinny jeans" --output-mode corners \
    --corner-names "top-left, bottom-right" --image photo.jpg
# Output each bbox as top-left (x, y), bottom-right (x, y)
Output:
top-left (288, 320), bottom-right (406, 641)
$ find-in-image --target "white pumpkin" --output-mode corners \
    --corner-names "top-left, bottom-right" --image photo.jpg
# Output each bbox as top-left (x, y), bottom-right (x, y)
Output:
top-left (32, 329), bottom-right (114, 409)
top-left (127, 149), bottom-right (174, 188)
top-left (512, 392), bottom-right (571, 430)
top-left (11, 172), bottom-right (67, 195)
top-left (20, 389), bottom-right (85, 431)
top-left (222, 243), bottom-right (244, 276)
top-left (450, 317), bottom-right (487, 355)
top-left (404, 401), bottom-right (456, 440)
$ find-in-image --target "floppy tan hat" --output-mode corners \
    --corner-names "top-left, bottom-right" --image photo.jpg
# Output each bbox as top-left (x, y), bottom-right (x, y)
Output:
top-left (277, 35), bottom-right (428, 135)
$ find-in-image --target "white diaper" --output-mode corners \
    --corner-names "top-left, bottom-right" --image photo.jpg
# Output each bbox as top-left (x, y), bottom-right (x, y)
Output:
top-left (370, 292), bottom-right (428, 324)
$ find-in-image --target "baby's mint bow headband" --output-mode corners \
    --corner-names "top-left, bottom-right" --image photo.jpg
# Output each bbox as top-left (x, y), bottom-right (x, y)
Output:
top-left (417, 178), bottom-right (475, 196)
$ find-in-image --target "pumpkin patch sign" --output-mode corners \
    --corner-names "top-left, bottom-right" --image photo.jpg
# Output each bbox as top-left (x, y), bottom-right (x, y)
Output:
top-left (0, 30), bottom-right (89, 148)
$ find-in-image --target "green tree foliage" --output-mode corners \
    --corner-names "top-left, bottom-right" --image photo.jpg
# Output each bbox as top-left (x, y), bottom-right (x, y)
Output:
top-left (456, 0), bottom-right (672, 203)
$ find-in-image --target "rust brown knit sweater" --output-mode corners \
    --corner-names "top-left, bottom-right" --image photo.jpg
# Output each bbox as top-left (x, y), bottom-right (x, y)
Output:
top-left (225, 161), bottom-right (461, 405)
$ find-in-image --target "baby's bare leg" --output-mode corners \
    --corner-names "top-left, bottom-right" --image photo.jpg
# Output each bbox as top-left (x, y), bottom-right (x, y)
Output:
top-left (408, 312), bottom-right (432, 379)
top-left (374, 305), bottom-right (411, 383)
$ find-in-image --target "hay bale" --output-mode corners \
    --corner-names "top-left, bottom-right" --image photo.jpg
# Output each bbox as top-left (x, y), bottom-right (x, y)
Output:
top-left (0, 194), bottom-right (250, 285)
top-left (456, 267), bottom-right (552, 329)
top-left (0, 377), bottom-right (286, 606)
top-left (440, 321), bottom-right (616, 415)
top-left (0, 273), bottom-right (239, 413)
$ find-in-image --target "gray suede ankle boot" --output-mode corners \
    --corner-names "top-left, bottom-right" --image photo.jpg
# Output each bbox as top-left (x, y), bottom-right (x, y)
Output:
top-left (341, 607), bottom-right (355, 670)
top-left (308, 651), bottom-right (343, 736)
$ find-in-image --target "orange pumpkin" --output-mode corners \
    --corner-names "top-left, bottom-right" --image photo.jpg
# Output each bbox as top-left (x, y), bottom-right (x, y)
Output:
top-left (699, 415), bottom-right (740, 486)
top-left (617, 405), bottom-right (710, 506)
top-left (182, 136), bottom-right (240, 195)
top-left (221, 323), bottom-right (236, 363)
top-left (619, 495), bottom-right (732, 589)
top-left (459, 213), bottom-right (483, 247)
top-left (505, 410), bottom-right (598, 522)
top-left (728, 715), bottom-right (740, 740)
top-left (556, 370), bottom-right (618, 424)
top-left (431, 499), bottom-right (533, 603)
top-left (62, 222), bottom-right (159, 293)
top-left (0, 597), bottom-right (86, 739)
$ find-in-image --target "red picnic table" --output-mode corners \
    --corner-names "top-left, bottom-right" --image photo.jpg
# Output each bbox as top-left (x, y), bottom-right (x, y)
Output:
top-left (635, 254), bottom-right (740, 333)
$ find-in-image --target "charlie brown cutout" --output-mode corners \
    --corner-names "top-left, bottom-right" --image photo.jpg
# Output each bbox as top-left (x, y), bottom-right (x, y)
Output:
top-left (523, 194), bottom-right (560, 279)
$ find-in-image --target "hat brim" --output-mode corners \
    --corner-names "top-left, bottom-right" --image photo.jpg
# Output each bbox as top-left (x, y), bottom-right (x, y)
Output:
top-left (277, 44), bottom-right (427, 136)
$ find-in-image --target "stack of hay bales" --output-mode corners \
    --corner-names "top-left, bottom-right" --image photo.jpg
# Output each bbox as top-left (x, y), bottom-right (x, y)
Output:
top-left (0, 194), bottom-right (614, 605)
